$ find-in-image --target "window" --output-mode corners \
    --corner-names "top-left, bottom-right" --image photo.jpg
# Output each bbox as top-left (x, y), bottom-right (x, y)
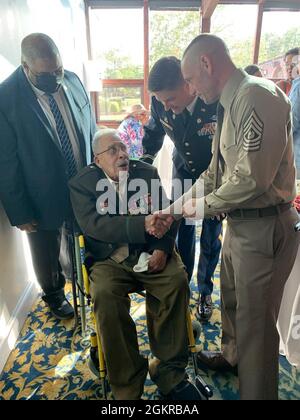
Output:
top-left (149, 10), bottom-right (199, 68)
top-left (258, 11), bottom-right (300, 79)
top-left (89, 8), bottom-right (144, 80)
top-left (95, 80), bottom-right (144, 123)
top-left (88, 7), bottom-right (144, 125)
top-left (89, 2), bottom-right (200, 125)
top-left (211, 4), bottom-right (258, 68)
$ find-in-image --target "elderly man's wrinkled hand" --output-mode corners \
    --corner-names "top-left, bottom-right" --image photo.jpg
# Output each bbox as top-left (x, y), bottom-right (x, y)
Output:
top-left (148, 250), bottom-right (168, 273)
top-left (145, 214), bottom-right (174, 239)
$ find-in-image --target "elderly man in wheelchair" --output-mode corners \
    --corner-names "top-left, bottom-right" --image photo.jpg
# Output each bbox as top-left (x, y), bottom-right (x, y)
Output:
top-left (69, 128), bottom-right (203, 400)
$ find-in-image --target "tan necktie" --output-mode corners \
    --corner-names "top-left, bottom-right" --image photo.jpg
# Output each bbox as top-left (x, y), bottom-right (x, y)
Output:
top-left (110, 181), bottom-right (129, 264)
top-left (213, 104), bottom-right (225, 190)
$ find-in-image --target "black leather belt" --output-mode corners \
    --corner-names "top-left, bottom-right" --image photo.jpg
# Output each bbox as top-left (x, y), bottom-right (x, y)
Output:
top-left (228, 203), bottom-right (292, 219)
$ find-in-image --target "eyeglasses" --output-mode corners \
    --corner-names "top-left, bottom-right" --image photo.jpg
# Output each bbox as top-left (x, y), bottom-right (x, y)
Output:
top-left (95, 143), bottom-right (128, 157)
top-left (285, 62), bottom-right (298, 69)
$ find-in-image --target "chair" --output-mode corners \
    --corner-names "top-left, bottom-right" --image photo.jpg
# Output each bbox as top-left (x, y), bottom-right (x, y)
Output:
top-left (72, 232), bottom-right (213, 400)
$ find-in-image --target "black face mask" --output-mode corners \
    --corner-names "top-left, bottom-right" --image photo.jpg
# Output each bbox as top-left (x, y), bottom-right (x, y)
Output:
top-left (34, 74), bottom-right (63, 94)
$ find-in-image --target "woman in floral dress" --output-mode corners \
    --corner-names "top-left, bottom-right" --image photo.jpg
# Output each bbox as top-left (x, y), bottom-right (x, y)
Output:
top-left (118, 104), bottom-right (149, 159)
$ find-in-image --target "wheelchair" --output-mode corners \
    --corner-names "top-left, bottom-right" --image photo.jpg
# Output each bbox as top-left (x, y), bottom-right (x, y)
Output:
top-left (68, 230), bottom-right (213, 400)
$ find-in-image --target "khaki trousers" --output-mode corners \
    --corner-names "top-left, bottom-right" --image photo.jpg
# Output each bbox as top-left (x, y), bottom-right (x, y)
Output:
top-left (89, 251), bottom-right (189, 400)
top-left (221, 208), bottom-right (300, 400)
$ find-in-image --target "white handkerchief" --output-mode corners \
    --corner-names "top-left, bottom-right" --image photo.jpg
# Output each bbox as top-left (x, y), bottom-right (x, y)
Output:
top-left (133, 252), bottom-right (152, 273)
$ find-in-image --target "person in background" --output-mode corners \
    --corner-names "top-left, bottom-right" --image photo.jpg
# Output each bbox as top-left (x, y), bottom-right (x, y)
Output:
top-left (244, 64), bottom-right (263, 77)
top-left (288, 49), bottom-right (300, 183)
top-left (0, 33), bottom-right (96, 320)
top-left (118, 104), bottom-right (149, 159)
top-left (277, 48), bottom-right (300, 96)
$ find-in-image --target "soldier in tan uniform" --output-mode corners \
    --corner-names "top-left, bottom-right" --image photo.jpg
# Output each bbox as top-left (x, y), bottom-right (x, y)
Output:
top-left (157, 35), bottom-right (300, 400)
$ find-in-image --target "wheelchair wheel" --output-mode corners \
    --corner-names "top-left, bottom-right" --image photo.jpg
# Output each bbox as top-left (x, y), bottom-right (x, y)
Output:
top-left (192, 320), bottom-right (202, 342)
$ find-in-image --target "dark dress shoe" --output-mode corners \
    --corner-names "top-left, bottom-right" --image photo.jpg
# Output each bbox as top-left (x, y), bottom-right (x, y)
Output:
top-left (197, 351), bottom-right (238, 375)
top-left (158, 379), bottom-right (202, 400)
top-left (196, 295), bottom-right (213, 322)
top-left (50, 298), bottom-right (74, 320)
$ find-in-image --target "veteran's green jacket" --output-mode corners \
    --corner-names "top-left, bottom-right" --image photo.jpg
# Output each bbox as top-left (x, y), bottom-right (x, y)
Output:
top-left (69, 161), bottom-right (178, 261)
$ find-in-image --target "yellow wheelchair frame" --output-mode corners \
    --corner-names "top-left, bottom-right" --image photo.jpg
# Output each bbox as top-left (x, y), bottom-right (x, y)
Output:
top-left (72, 233), bottom-right (213, 400)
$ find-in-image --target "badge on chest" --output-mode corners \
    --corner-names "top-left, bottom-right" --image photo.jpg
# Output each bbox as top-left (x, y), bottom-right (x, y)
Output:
top-left (128, 194), bottom-right (152, 215)
top-left (160, 118), bottom-right (173, 131)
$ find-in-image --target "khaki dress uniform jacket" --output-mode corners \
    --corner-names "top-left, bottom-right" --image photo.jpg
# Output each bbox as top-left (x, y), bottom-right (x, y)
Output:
top-left (193, 69), bottom-right (300, 400)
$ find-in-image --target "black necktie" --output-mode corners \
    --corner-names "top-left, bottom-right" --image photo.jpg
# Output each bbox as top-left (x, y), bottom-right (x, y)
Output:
top-left (182, 108), bottom-right (191, 127)
top-left (213, 104), bottom-right (225, 190)
top-left (48, 94), bottom-right (77, 179)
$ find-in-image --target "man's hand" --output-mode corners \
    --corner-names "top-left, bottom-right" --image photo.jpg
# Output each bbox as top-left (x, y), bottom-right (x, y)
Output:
top-left (214, 213), bottom-right (226, 221)
top-left (182, 198), bottom-right (205, 220)
top-left (145, 214), bottom-right (174, 239)
top-left (183, 199), bottom-right (226, 221)
top-left (148, 250), bottom-right (168, 273)
top-left (17, 221), bottom-right (38, 233)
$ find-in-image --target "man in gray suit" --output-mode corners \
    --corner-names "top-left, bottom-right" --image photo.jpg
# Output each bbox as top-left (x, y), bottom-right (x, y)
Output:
top-left (0, 33), bottom-right (97, 319)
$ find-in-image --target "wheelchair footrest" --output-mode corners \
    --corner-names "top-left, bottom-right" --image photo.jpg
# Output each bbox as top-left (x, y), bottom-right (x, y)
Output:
top-left (88, 349), bottom-right (100, 378)
top-left (195, 375), bottom-right (213, 399)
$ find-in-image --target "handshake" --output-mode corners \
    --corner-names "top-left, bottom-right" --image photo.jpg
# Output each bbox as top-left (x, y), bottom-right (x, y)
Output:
top-left (144, 198), bottom-right (206, 239)
top-left (145, 213), bottom-right (175, 239)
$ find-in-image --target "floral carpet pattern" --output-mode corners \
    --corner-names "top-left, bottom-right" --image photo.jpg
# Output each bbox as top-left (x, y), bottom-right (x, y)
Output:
top-left (0, 247), bottom-right (299, 400)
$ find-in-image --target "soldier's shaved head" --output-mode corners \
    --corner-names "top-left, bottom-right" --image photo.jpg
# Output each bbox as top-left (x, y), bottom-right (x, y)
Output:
top-left (21, 33), bottom-right (60, 65)
top-left (183, 34), bottom-right (230, 62)
top-left (181, 34), bottom-right (236, 104)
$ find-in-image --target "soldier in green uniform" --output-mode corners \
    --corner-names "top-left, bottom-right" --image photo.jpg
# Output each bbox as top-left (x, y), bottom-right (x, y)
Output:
top-left (159, 35), bottom-right (300, 400)
top-left (69, 129), bottom-right (203, 400)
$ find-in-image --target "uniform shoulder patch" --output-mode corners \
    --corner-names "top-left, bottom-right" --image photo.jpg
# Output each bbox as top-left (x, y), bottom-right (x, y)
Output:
top-left (243, 109), bottom-right (264, 152)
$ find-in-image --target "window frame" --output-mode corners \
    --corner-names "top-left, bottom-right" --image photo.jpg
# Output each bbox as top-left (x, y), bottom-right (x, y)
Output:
top-left (93, 79), bottom-right (145, 126)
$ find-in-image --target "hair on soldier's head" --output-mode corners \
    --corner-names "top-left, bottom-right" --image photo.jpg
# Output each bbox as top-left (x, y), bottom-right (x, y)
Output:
top-left (21, 33), bottom-right (60, 64)
top-left (183, 34), bottom-right (230, 63)
top-left (244, 64), bottom-right (261, 76)
top-left (148, 57), bottom-right (184, 92)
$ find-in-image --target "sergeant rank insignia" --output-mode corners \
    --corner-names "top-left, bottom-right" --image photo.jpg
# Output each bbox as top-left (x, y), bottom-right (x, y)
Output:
top-left (243, 110), bottom-right (264, 152)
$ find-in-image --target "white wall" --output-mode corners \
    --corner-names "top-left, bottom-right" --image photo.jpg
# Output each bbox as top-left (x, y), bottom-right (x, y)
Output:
top-left (0, 0), bottom-right (88, 82)
top-left (0, 204), bottom-right (39, 373)
top-left (0, 0), bottom-right (88, 373)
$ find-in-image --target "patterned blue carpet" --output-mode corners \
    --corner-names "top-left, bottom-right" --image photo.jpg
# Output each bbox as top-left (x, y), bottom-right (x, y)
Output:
top-left (0, 251), bottom-right (299, 400)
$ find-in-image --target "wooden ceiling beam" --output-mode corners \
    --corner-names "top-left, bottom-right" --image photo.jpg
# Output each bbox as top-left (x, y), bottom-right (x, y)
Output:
top-left (201, 0), bottom-right (219, 33)
top-left (253, 0), bottom-right (265, 64)
top-left (202, 0), bottom-right (220, 19)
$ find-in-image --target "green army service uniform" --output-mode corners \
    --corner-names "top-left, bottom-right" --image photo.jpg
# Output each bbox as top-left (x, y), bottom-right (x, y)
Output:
top-left (143, 96), bottom-right (220, 285)
top-left (69, 161), bottom-right (189, 400)
top-left (193, 69), bottom-right (300, 400)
